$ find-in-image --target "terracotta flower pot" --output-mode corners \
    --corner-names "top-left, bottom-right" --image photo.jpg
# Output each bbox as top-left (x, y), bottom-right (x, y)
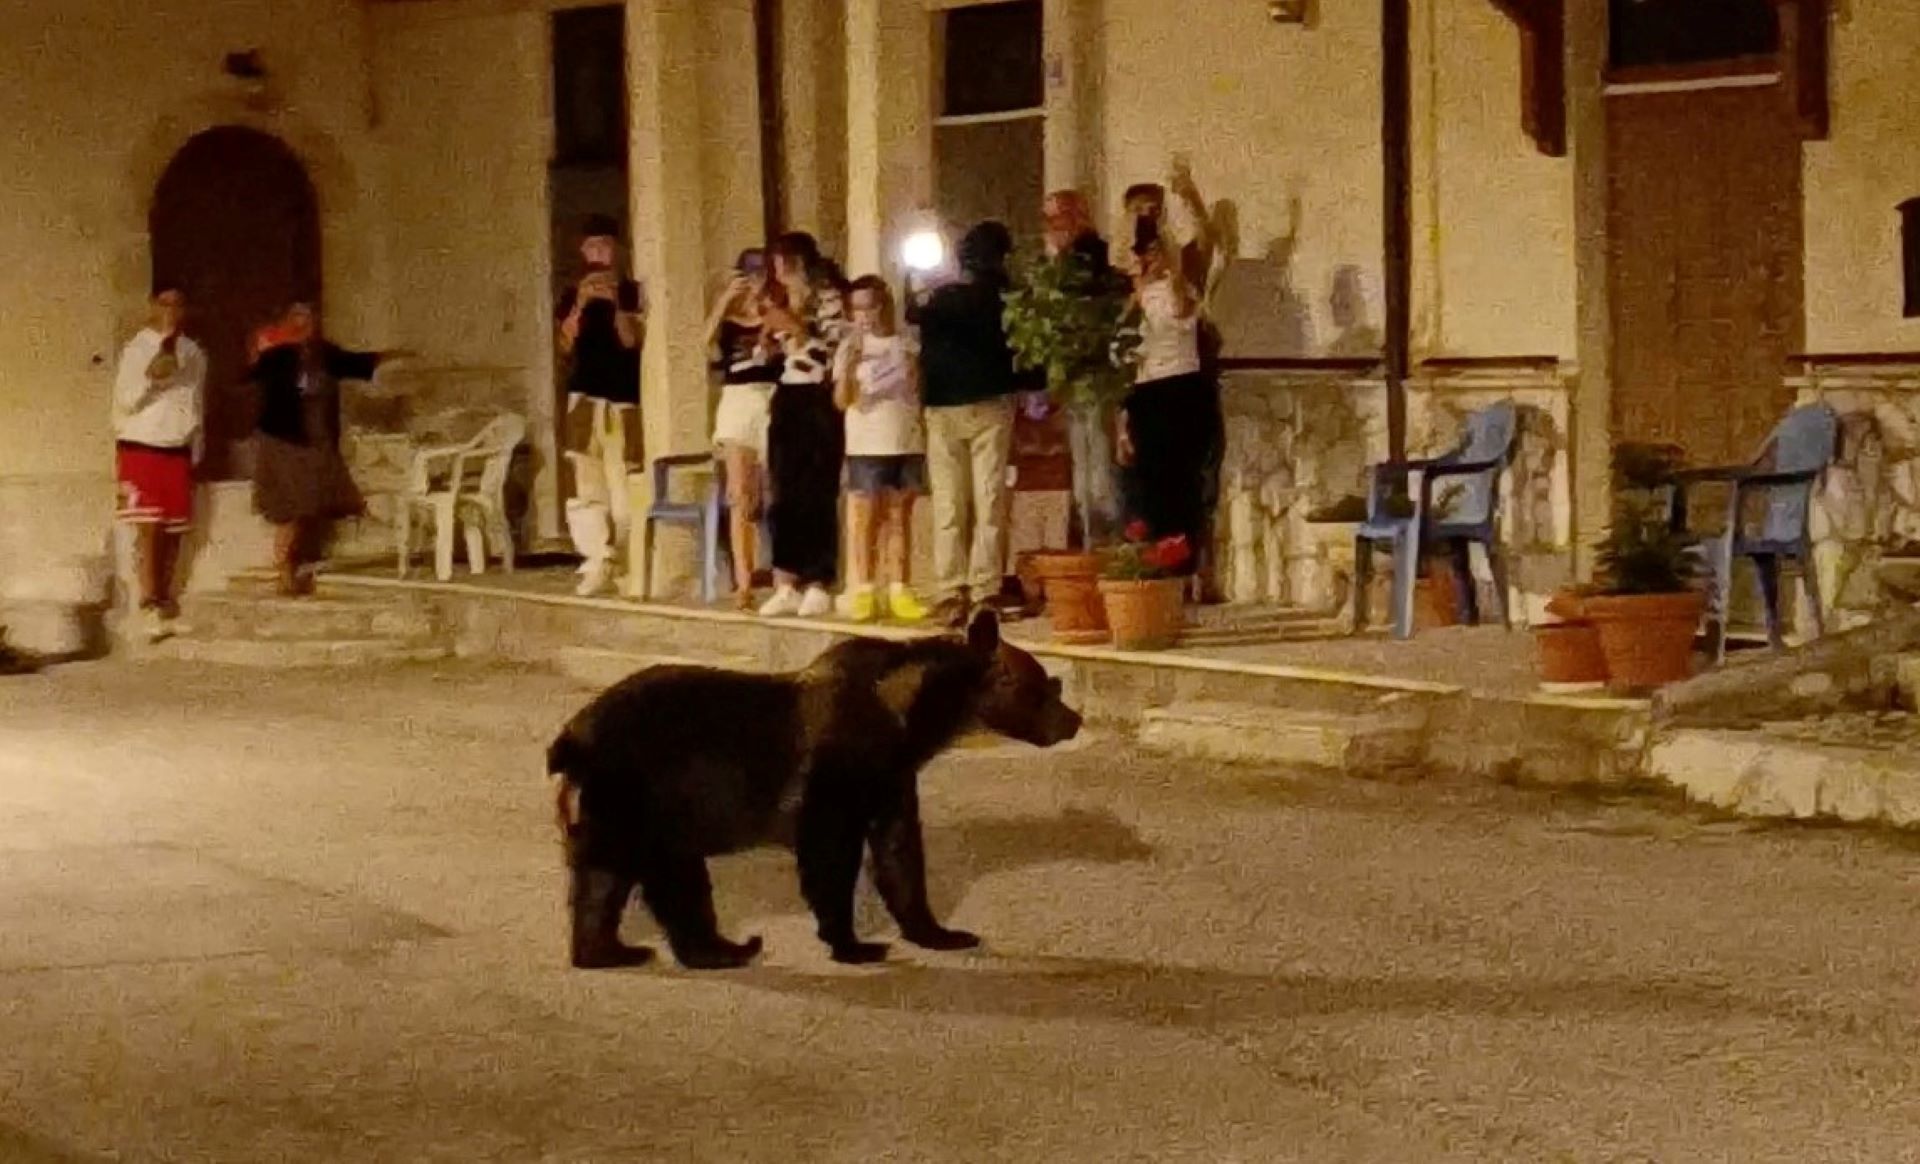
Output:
top-left (1582, 590), bottom-right (1706, 689)
top-left (1533, 620), bottom-right (1608, 687)
top-left (1097, 577), bottom-right (1186, 651)
top-left (1031, 551), bottom-right (1108, 644)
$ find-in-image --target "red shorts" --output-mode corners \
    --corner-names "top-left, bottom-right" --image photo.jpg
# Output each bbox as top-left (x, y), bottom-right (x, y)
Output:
top-left (116, 442), bottom-right (195, 532)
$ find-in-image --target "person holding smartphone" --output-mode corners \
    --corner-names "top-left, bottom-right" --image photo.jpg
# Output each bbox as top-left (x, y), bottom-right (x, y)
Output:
top-left (1115, 216), bottom-right (1221, 587)
top-left (705, 248), bottom-right (779, 609)
top-left (112, 285), bottom-right (205, 640)
top-left (833, 275), bottom-right (928, 622)
top-left (555, 214), bottom-right (645, 596)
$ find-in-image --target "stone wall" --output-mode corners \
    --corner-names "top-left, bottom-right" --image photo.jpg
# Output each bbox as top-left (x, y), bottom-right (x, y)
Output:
top-left (1793, 358), bottom-right (1920, 629)
top-left (336, 363), bottom-right (536, 562)
top-left (1217, 360), bottom-right (1574, 620)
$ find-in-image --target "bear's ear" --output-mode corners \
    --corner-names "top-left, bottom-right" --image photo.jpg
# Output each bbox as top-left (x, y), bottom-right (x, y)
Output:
top-left (966, 608), bottom-right (1001, 656)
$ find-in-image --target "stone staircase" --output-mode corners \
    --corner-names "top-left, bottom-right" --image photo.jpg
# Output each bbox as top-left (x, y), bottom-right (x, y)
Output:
top-left (144, 575), bottom-right (450, 668)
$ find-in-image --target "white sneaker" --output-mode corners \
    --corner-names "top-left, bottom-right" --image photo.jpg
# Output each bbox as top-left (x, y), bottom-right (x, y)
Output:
top-left (142, 607), bottom-right (172, 643)
top-left (797, 586), bottom-right (834, 618)
top-left (759, 586), bottom-right (802, 617)
top-left (575, 559), bottom-right (614, 597)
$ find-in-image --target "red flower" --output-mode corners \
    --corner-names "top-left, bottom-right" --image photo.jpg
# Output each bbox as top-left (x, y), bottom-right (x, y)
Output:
top-left (1146, 535), bottom-right (1191, 571)
top-left (1124, 520), bottom-right (1150, 543)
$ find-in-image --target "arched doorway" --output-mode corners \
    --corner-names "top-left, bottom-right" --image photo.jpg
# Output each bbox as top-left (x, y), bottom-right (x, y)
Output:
top-left (150, 127), bottom-right (321, 482)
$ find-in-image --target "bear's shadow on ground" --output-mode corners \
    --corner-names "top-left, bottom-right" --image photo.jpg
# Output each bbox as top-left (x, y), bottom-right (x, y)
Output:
top-left (665, 809), bottom-right (1781, 1036)
top-left (706, 805), bottom-right (1158, 929)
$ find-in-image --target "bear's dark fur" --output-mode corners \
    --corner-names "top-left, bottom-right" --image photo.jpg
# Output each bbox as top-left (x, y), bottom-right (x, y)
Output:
top-left (547, 611), bottom-right (1082, 970)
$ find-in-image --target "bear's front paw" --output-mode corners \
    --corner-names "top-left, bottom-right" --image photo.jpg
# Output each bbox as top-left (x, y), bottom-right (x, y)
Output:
top-left (830, 940), bottom-right (891, 965)
top-left (904, 925), bottom-right (981, 952)
top-left (675, 935), bottom-right (764, 971)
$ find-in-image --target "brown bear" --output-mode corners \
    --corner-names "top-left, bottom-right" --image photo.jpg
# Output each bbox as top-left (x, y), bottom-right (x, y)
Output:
top-left (547, 610), bottom-right (1082, 970)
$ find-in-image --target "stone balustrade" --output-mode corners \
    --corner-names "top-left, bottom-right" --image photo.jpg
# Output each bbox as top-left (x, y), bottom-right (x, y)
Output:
top-left (1216, 357), bottom-right (1574, 618)
top-left (1792, 355), bottom-right (1920, 628)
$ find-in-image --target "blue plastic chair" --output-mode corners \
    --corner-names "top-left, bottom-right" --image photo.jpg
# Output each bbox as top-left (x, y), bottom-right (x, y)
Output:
top-left (1665, 403), bottom-right (1839, 662)
top-left (1351, 401), bottom-right (1519, 640)
top-left (636, 454), bottom-right (727, 603)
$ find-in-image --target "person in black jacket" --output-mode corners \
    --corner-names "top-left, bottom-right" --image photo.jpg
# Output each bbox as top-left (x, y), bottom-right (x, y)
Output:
top-left (248, 303), bottom-right (405, 596)
top-left (907, 221), bottom-right (1026, 628)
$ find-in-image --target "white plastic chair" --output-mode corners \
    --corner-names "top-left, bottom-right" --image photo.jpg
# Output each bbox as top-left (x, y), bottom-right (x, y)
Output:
top-left (396, 413), bottom-right (526, 581)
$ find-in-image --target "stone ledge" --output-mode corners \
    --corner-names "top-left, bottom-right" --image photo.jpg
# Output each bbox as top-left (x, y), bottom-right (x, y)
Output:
top-left (1137, 699), bottom-right (1430, 775)
top-left (1651, 727), bottom-right (1920, 827)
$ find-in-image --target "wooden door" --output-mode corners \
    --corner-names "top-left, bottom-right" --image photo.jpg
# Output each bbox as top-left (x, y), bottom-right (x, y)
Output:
top-left (1607, 82), bottom-right (1803, 466)
top-left (150, 127), bottom-right (321, 482)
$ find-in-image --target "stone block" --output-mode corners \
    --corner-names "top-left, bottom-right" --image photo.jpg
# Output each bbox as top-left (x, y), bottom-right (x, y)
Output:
top-left (1137, 700), bottom-right (1426, 775)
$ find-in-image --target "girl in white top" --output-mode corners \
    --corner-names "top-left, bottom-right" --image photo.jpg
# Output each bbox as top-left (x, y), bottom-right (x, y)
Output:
top-left (1115, 217), bottom-right (1221, 586)
top-left (833, 275), bottom-right (930, 623)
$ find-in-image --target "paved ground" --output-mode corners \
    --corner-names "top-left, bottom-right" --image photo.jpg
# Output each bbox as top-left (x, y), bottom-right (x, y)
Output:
top-left (3, 658), bottom-right (1919, 1163)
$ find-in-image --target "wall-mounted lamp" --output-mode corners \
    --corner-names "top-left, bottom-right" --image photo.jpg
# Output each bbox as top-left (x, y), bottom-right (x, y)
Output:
top-left (1268, 0), bottom-right (1310, 23)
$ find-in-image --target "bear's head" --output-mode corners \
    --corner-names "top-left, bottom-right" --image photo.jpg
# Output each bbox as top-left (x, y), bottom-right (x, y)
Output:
top-left (966, 610), bottom-right (1082, 747)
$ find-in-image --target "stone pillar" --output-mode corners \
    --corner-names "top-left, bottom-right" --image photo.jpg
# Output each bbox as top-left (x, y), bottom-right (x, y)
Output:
top-left (779, 0), bottom-right (849, 253)
top-left (844, 0), bottom-right (933, 276)
top-left (625, 0), bottom-right (721, 598)
top-left (1042, 0), bottom-right (1101, 199)
top-left (1567, 0), bottom-right (1611, 581)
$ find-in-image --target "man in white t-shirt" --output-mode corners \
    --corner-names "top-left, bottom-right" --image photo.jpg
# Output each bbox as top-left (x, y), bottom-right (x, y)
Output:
top-left (112, 285), bottom-right (205, 641)
top-left (834, 275), bottom-right (930, 623)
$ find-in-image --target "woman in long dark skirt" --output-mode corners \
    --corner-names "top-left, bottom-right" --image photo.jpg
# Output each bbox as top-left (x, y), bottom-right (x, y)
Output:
top-left (1117, 222), bottom-right (1222, 577)
top-left (248, 303), bottom-right (402, 596)
top-left (758, 232), bottom-right (850, 618)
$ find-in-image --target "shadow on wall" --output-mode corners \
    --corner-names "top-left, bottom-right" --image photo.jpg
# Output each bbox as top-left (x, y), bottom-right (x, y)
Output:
top-left (1325, 264), bottom-right (1382, 359)
top-left (1207, 195), bottom-right (1315, 358)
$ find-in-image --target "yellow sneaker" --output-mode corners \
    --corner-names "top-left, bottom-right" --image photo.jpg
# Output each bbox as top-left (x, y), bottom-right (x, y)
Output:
top-left (886, 585), bottom-right (930, 623)
top-left (848, 588), bottom-right (879, 623)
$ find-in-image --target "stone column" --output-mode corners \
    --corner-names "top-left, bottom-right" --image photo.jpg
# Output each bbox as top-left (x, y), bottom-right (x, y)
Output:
top-left (1042, 0), bottom-right (1100, 199)
top-left (624, 0), bottom-right (719, 598)
top-left (844, 0), bottom-right (933, 277)
top-left (1567, 0), bottom-right (1611, 581)
top-left (779, 0), bottom-right (848, 253)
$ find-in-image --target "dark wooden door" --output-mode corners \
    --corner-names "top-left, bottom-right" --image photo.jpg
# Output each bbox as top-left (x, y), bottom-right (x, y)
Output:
top-left (1607, 82), bottom-right (1803, 466)
top-left (150, 127), bottom-right (321, 481)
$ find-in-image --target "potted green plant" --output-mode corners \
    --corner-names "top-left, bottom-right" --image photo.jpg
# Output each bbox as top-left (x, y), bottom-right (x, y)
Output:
top-left (1096, 523), bottom-right (1192, 650)
top-left (1582, 494), bottom-right (1704, 689)
top-left (1003, 245), bottom-right (1139, 641)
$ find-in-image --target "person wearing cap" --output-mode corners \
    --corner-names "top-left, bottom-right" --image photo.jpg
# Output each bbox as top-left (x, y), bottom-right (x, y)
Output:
top-left (906, 220), bottom-right (1025, 629)
top-left (555, 213), bottom-right (646, 596)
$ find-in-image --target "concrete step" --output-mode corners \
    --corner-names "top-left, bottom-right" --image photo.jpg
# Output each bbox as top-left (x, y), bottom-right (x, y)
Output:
top-left (182, 592), bottom-right (440, 644)
top-left (556, 645), bottom-right (763, 689)
top-left (1136, 698), bottom-right (1430, 775)
top-left (155, 636), bottom-right (451, 669)
top-left (1651, 721), bottom-right (1920, 827)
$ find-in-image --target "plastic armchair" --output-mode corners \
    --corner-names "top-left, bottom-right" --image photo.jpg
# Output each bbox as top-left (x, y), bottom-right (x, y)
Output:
top-left (1664, 403), bottom-right (1838, 662)
top-left (395, 413), bottom-right (526, 582)
top-left (636, 453), bottom-right (727, 603)
top-left (1351, 401), bottom-right (1519, 640)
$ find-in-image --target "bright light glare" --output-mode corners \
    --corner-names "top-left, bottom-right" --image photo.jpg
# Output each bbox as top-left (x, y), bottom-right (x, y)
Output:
top-left (901, 230), bottom-right (946, 273)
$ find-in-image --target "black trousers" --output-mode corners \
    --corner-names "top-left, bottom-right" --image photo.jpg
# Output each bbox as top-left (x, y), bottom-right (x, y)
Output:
top-left (1121, 372), bottom-right (1222, 575)
top-left (767, 383), bottom-right (845, 586)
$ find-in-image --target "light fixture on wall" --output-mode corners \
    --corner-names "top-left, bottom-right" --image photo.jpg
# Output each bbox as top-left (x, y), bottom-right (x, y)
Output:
top-left (222, 48), bottom-right (277, 112)
top-left (1267, 0), bottom-right (1310, 23)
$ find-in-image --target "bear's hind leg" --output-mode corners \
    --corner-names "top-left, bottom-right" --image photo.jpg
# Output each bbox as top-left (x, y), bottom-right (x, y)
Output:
top-left (636, 852), bottom-right (764, 970)
top-left (569, 866), bottom-right (655, 970)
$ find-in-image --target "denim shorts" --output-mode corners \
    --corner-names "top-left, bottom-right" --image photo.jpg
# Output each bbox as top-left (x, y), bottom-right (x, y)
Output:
top-left (845, 454), bottom-right (928, 495)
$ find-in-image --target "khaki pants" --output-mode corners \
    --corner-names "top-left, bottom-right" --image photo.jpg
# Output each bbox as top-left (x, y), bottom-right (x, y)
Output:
top-left (564, 395), bottom-right (642, 565)
top-left (925, 398), bottom-right (1015, 602)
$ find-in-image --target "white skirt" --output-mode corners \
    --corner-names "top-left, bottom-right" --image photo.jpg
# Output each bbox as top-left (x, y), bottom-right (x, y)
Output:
top-left (712, 381), bottom-right (774, 456)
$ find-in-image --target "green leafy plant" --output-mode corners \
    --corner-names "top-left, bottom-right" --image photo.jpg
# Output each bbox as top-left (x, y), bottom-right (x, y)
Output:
top-left (1593, 495), bottom-right (1699, 596)
top-left (1002, 249), bottom-right (1139, 410)
top-left (1611, 441), bottom-right (1685, 492)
